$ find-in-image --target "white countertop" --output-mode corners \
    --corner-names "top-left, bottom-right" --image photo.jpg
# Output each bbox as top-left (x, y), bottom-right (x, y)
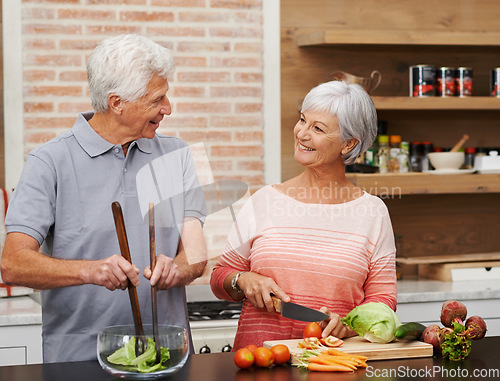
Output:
top-left (397, 278), bottom-right (500, 303)
top-left (0, 295), bottom-right (42, 327)
top-left (187, 279), bottom-right (500, 304)
top-left (1, 280), bottom-right (500, 328)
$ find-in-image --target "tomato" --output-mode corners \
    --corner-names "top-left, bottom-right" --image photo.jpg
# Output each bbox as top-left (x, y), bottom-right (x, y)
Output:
top-left (298, 337), bottom-right (321, 349)
top-left (233, 348), bottom-right (254, 369)
top-left (320, 336), bottom-right (344, 347)
top-left (245, 344), bottom-right (258, 354)
top-left (253, 347), bottom-right (274, 368)
top-left (303, 322), bottom-right (322, 339)
top-left (270, 344), bottom-right (290, 365)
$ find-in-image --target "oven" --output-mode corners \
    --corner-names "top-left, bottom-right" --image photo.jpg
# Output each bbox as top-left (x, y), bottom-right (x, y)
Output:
top-left (186, 284), bottom-right (242, 354)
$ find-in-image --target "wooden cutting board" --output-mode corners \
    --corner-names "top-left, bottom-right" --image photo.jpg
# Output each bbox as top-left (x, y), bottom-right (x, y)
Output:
top-left (263, 337), bottom-right (433, 362)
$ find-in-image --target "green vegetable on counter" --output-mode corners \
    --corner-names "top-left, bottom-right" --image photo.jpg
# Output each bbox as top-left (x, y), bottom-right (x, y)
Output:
top-left (395, 322), bottom-right (427, 340)
top-left (341, 302), bottom-right (401, 344)
top-left (107, 337), bottom-right (170, 373)
top-left (441, 321), bottom-right (472, 361)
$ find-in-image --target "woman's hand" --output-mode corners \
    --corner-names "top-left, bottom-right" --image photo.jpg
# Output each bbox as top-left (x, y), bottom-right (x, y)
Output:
top-left (318, 307), bottom-right (357, 339)
top-left (237, 272), bottom-right (290, 313)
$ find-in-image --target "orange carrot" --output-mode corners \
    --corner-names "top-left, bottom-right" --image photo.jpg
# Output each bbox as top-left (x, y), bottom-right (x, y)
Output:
top-left (327, 348), bottom-right (368, 361)
top-left (308, 355), bottom-right (356, 368)
top-left (307, 363), bottom-right (354, 372)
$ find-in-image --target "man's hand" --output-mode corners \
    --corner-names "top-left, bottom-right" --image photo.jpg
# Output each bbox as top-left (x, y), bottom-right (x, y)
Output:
top-left (88, 254), bottom-right (140, 291)
top-left (143, 254), bottom-right (181, 290)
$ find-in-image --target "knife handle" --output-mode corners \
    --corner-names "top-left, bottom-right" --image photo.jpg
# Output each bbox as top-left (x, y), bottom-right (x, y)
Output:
top-left (271, 296), bottom-right (283, 313)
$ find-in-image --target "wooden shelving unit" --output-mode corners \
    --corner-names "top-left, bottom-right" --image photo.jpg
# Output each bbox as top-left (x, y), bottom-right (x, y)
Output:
top-left (346, 172), bottom-right (500, 196)
top-left (372, 96), bottom-right (500, 110)
top-left (297, 29), bottom-right (500, 47)
top-left (296, 29), bottom-right (500, 193)
top-left (282, 0), bottom-right (500, 271)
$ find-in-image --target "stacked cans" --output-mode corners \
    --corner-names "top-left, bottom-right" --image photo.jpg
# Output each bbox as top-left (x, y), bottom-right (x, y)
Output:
top-left (491, 68), bottom-right (500, 97)
top-left (410, 65), bottom-right (474, 97)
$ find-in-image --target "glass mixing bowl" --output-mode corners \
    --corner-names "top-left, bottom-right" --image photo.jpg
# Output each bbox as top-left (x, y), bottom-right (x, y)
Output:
top-left (97, 324), bottom-right (189, 379)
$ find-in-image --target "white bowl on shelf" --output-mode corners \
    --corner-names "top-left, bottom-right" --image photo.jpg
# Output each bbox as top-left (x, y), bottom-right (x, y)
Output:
top-left (427, 152), bottom-right (465, 171)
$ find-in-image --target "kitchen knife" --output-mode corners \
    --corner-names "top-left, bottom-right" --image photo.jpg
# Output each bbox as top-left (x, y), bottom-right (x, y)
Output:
top-left (272, 297), bottom-right (329, 322)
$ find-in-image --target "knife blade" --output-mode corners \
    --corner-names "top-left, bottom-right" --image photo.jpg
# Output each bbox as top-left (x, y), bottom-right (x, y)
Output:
top-left (272, 296), bottom-right (329, 322)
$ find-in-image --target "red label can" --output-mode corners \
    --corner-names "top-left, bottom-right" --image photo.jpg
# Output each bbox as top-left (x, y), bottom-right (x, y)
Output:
top-left (456, 67), bottom-right (473, 96)
top-left (410, 65), bottom-right (436, 97)
top-left (436, 67), bottom-right (456, 97)
top-left (491, 68), bottom-right (500, 97)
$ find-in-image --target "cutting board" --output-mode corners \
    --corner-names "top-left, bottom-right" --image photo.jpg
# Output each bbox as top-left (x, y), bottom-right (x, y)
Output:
top-left (263, 337), bottom-right (433, 362)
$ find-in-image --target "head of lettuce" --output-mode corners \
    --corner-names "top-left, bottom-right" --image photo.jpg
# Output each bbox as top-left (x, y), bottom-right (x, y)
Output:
top-left (341, 302), bottom-right (401, 343)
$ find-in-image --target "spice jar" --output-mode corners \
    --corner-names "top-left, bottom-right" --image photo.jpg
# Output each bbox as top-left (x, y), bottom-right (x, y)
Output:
top-left (464, 147), bottom-right (476, 169)
top-left (421, 141), bottom-right (433, 172)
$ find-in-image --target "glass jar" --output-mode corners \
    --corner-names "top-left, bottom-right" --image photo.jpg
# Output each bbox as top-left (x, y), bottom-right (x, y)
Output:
top-left (464, 147), bottom-right (476, 169)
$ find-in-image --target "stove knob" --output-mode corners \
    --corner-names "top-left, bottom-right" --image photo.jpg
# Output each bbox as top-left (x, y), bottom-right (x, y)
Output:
top-left (221, 344), bottom-right (232, 352)
top-left (199, 345), bottom-right (211, 354)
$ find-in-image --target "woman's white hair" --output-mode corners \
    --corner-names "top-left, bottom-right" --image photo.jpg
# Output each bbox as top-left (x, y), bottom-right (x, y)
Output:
top-left (87, 34), bottom-right (175, 113)
top-left (300, 81), bottom-right (377, 165)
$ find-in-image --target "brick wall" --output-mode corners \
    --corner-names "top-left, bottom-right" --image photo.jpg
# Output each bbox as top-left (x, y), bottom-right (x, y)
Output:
top-left (20, 0), bottom-right (266, 283)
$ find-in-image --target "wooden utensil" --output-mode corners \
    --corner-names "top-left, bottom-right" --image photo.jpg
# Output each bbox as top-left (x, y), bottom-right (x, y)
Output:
top-left (450, 134), bottom-right (469, 152)
top-left (149, 202), bottom-right (161, 363)
top-left (111, 201), bottom-right (146, 355)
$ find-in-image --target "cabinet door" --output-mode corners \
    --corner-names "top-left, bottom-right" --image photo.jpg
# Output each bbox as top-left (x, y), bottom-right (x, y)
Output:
top-left (0, 325), bottom-right (42, 365)
top-left (0, 347), bottom-right (26, 366)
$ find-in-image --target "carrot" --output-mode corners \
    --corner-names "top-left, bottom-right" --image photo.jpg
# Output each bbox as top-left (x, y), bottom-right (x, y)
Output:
top-left (308, 363), bottom-right (354, 372)
top-left (308, 355), bottom-right (357, 369)
top-left (327, 348), bottom-right (368, 361)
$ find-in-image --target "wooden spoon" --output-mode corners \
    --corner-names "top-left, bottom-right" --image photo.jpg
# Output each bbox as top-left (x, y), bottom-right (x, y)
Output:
top-left (450, 134), bottom-right (469, 152)
top-left (149, 202), bottom-right (161, 363)
top-left (111, 201), bottom-right (146, 355)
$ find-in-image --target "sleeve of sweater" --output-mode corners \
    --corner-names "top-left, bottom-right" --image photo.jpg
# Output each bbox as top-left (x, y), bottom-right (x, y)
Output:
top-left (210, 191), bottom-right (257, 301)
top-left (362, 201), bottom-right (397, 311)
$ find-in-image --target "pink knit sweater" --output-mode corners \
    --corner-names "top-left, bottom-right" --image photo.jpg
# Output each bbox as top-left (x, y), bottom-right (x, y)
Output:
top-left (210, 185), bottom-right (397, 350)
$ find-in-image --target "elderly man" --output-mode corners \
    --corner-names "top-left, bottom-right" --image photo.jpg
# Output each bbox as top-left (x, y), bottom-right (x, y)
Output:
top-left (0, 34), bottom-right (207, 363)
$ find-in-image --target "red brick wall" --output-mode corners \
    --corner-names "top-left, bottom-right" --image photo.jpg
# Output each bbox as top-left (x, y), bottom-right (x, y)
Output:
top-left (20, 0), bottom-right (265, 282)
top-left (21, 0), bottom-right (264, 188)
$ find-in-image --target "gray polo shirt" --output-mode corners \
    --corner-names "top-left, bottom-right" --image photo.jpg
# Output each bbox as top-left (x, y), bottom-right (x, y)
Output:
top-left (5, 112), bottom-right (206, 363)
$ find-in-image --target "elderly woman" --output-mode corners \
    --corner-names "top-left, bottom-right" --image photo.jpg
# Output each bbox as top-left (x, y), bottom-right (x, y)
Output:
top-left (210, 81), bottom-right (396, 350)
top-left (1, 34), bottom-right (207, 362)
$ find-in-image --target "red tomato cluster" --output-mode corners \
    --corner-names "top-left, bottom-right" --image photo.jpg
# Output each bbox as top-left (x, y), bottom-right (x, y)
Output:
top-left (233, 344), bottom-right (290, 369)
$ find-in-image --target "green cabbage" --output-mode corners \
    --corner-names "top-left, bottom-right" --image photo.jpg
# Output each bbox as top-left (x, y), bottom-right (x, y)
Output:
top-left (107, 337), bottom-right (170, 373)
top-left (341, 302), bottom-right (401, 343)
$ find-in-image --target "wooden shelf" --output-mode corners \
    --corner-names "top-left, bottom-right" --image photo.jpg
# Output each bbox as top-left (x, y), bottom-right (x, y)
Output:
top-left (297, 29), bottom-right (500, 47)
top-left (372, 96), bottom-right (500, 110)
top-left (396, 252), bottom-right (500, 265)
top-left (346, 172), bottom-right (500, 195)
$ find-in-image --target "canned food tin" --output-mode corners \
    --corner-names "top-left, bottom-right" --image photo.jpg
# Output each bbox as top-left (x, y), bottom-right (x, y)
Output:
top-left (490, 68), bottom-right (500, 97)
top-left (456, 67), bottom-right (473, 96)
top-left (436, 67), bottom-right (456, 97)
top-left (410, 65), bottom-right (436, 97)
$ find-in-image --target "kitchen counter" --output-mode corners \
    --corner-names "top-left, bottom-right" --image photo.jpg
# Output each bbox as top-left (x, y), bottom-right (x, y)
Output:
top-left (2, 280), bottom-right (500, 324)
top-left (0, 295), bottom-right (41, 327)
top-left (0, 337), bottom-right (499, 381)
top-left (0, 295), bottom-right (42, 365)
top-left (397, 278), bottom-right (500, 303)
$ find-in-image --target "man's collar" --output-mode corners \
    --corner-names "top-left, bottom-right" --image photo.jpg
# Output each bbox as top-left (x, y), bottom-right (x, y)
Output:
top-left (73, 112), bottom-right (153, 157)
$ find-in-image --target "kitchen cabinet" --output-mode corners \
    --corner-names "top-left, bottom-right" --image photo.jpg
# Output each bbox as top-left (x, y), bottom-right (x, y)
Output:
top-left (0, 324), bottom-right (42, 366)
top-left (281, 0), bottom-right (500, 271)
top-left (0, 296), bottom-right (42, 366)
